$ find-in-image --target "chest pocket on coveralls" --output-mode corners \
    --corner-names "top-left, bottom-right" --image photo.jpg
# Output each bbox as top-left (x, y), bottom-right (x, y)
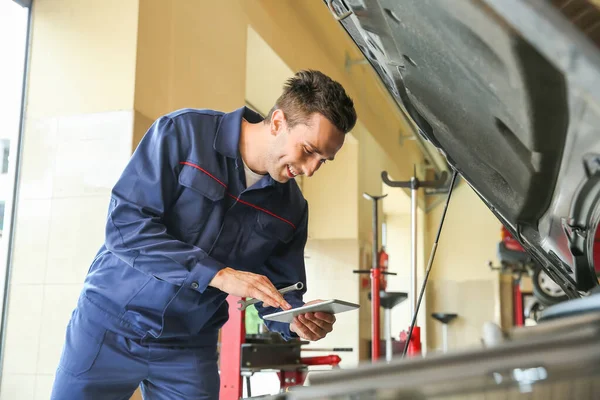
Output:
top-left (253, 211), bottom-right (295, 256)
top-left (177, 163), bottom-right (226, 234)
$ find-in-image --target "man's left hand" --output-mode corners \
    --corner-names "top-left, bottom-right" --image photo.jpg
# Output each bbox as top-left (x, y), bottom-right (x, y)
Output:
top-left (289, 300), bottom-right (336, 341)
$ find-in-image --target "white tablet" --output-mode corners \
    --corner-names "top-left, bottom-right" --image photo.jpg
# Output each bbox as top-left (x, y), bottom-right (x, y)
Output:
top-left (262, 299), bottom-right (360, 323)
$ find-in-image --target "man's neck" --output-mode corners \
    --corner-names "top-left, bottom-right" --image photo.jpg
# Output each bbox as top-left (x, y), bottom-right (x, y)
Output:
top-left (239, 118), bottom-right (269, 175)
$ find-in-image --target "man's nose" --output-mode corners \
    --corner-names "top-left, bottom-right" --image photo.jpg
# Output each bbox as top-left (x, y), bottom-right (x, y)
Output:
top-left (303, 159), bottom-right (322, 177)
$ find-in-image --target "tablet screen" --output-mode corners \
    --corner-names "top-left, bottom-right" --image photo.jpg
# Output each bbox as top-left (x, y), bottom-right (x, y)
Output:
top-left (262, 299), bottom-right (360, 323)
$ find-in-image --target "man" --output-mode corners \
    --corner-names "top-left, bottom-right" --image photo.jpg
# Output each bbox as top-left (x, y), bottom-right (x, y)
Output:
top-left (51, 70), bottom-right (357, 399)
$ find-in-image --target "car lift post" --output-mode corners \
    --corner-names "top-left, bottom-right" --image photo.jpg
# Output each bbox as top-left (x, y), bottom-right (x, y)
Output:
top-left (381, 168), bottom-right (448, 356)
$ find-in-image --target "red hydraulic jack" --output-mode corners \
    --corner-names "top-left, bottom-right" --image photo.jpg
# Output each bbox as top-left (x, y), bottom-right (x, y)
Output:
top-left (382, 167), bottom-right (449, 358)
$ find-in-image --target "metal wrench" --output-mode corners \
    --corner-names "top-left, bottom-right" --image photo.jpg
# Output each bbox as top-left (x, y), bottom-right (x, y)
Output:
top-left (236, 281), bottom-right (304, 311)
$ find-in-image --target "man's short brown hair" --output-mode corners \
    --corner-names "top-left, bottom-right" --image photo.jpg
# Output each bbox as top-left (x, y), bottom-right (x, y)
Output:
top-left (266, 70), bottom-right (357, 134)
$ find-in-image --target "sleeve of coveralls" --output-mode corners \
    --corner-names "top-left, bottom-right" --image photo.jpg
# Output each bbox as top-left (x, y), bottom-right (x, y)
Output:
top-left (255, 205), bottom-right (308, 340)
top-left (104, 115), bottom-right (226, 293)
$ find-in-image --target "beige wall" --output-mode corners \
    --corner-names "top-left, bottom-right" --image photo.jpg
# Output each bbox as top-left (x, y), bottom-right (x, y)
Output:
top-left (246, 26), bottom-right (294, 116)
top-left (303, 140), bottom-right (359, 241)
top-left (25, 0), bottom-right (138, 119)
top-left (135, 0), bottom-right (248, 122)
top-left (425, 182), bottom-right (502, 353)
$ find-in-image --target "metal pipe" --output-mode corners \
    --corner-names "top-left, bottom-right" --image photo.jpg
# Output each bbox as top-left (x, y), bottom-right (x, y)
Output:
top-left (385, 308), bottom-right (392, 362)
top-left (410, 179), bottom-right (418, 317)
top-left (442, 323), bottom-right (448, 353)
top-left (372, 196), bottom-right (378, 273)
top-left (371, 195), bottom-right (381, 362)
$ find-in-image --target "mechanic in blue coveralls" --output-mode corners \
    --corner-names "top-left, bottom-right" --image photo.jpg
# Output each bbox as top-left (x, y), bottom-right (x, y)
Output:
top-left (51, 70), bottom-right (357, 399)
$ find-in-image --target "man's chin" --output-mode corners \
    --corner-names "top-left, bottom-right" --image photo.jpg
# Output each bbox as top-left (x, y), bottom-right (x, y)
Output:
top-left (273, 175), bottom-right (291, 184)
top-left (266, 170), bottom-right (287, 184)
top-left (269, 167), bottom-right (293, 183)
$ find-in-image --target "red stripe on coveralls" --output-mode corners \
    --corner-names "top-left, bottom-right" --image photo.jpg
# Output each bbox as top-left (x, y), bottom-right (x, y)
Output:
top-left (180, 161), bottom-right (296, 229)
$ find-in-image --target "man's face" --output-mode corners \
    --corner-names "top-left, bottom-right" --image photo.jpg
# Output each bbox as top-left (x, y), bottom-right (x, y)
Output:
top-left (266, 110), bottom-right (345, 183)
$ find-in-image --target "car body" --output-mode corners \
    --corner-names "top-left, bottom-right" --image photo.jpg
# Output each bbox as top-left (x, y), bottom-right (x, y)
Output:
top-left (327, 0), bottom-right (600, 297)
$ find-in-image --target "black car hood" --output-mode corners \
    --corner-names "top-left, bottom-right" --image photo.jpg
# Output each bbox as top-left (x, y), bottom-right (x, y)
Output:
top-left (327, 0), bottom-right (600, 295)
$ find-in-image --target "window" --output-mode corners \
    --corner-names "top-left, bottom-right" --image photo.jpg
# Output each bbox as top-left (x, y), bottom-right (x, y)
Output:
top-left (0, 140), bottom-right (9, 174)
top-left (0, 202), bottom-right (4, 236)
top-left (0, 0), bottom-right (31, 366)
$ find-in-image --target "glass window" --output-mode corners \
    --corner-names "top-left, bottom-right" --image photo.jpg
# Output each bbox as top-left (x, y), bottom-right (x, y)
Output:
top-left (0, 0), bottom-right (30, 347)
top-left (0, 202), bottom-right (4, 236)
top-left (1, 140), bottom-right (9, 174)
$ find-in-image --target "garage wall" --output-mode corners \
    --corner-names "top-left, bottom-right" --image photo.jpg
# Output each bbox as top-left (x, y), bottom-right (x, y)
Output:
top-left (425, 181), bottom-right (502, 353)
top-left (134, 0), bottom-right (248, 122)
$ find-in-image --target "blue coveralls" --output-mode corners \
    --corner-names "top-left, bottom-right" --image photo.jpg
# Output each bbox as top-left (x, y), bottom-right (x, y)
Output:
top-left (51, 107), bottom-right (308, 399)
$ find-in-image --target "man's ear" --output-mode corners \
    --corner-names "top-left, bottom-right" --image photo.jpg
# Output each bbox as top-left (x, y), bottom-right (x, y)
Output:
top-left (270, 109), bottom-right (286, 136)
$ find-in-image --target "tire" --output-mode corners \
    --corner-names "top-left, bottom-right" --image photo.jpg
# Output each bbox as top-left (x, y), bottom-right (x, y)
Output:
top-left (532, 266), bottom-right (569, 306)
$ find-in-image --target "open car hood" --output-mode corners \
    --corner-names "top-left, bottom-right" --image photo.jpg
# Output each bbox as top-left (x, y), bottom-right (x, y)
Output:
top-left (327, 0), bottom-right (600, 296)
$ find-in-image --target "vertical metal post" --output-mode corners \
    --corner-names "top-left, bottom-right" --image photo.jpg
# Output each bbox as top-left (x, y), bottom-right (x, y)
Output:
top-left (372, 196), bottom-right (378, 273)
top-left (442, 323), bottom-right (448, 353)
top-left (385, 308), bottom-right (392, 362)
top-left (410, 179), bottom-right (418, 318)
top-left (371, 196), bottom-right (381, 362)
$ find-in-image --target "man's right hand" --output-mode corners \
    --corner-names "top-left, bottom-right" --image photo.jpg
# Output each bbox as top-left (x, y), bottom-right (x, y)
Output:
top-left (208, 267), bottom-right (292, 310)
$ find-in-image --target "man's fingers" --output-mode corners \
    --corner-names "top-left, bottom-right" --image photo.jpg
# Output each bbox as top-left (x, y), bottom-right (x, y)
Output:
top-left (259, 282), bottom-right (291, 309)
top-left (292, 317), bottom-right (319, 341)
top-left (304, 313), bottom-right (334, 332)
top-left (254, 278), bottom-right (292, 309)
top-left (214, 269), bottom-right (294, 310)
top-left (249, 283), bottom-right (291, 310)
top-left (313, 312), bottom-right (336, 324)
top-left (248, 286), bottom-right (278, 308)
top-left (298, 315), bottom-right (327, 338)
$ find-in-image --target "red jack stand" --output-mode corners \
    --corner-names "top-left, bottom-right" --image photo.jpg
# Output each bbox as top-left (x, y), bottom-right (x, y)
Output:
top-left (355, 194), bottom-right (396, 362)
